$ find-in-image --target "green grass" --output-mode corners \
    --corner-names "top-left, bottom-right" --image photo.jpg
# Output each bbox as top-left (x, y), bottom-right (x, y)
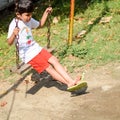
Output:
top-left (0, 0), bottom-right (120, 79)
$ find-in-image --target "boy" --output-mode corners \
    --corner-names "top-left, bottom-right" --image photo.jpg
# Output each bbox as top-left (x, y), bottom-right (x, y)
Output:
top-left (7, 0), bottom-right (87, 92)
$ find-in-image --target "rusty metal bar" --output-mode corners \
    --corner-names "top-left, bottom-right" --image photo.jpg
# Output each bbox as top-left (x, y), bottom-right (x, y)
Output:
top-left (68, 0), bottom-right (75, 45)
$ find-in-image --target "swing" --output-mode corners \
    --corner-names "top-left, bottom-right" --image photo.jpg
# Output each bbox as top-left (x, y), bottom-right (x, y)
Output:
top-left (10, 1), bottom-right (54, 74)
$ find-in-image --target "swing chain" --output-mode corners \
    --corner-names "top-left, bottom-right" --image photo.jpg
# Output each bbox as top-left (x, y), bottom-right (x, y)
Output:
top-left (15, 18), bottom-right (20, 69)
top-left (47, 0), bottom-right (52, 48)
top-left (47, 14), bottom-right (51, 48)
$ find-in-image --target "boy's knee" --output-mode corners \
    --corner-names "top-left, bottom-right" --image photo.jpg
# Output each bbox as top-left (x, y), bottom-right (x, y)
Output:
top-left (49, 55), bottom-right (59, 63)
top-left (53, 56), bottom-right (59, 62)
top-left (46, 65), bottom-right (53, 72)
top-left (46, 65), bottom-right (54, 74)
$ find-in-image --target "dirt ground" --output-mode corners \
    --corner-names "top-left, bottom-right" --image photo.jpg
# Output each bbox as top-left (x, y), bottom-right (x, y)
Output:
top-left (0, 62), bottom-right (120, 120)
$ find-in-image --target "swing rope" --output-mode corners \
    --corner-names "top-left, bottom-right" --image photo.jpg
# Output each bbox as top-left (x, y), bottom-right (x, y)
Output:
top-left (15, 18), bottom-right (20, 69)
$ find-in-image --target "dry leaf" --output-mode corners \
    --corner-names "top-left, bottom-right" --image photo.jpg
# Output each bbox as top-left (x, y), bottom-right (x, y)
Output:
top-left (0, 101), bottom-right (7, 107)
top-left (75, 30), bottom-right (87, 38)
top-left (14, 88), bottom-right (20, 92)
top-left (94, 38), bottom-right (98, 43)
top-left (52, 30), bottom-right (59, 35)
top-left (25, 80), bottom-right (29, 84)
top-left (88, 20), bottom-right (94, 25)
top-left (52, 16), bottom-right (60, 24)
top-left (100, 16), bottom-right (112, 24)
top-left (85, 64), bottom-right (91, 69)
top-left (74, 17), bottom-right (84, 23)
top-left (0, 67), bottom-right (4, 70)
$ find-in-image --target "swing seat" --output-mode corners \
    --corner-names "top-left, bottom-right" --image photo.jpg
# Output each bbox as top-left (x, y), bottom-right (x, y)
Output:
top-left (10, 62), bottom-right (31, 74)
top-left (10, 47), bottom-right (55, 74)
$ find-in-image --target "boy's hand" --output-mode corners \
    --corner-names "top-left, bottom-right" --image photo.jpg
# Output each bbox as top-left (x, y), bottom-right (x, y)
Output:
top-left (46, 7), bottom-right (53, 14)
top-left (13, 27), bottom-right (20, 36)
top-left (7, 27), bottom-right (20, 45)
top-left (40, 7), bottom-right (53, 27)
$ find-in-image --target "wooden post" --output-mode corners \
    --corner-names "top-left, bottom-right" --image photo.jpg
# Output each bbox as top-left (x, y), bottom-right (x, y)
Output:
top-left (68, 0), bottom-right (75, 45)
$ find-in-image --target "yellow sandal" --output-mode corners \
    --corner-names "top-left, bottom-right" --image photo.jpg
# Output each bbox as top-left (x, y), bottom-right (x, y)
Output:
top-left (67, 81), bottom-right (88, 92)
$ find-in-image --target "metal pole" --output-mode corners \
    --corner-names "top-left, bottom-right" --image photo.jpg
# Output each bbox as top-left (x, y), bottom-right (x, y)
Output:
top-left (68, 0), bottom-right (75, 45)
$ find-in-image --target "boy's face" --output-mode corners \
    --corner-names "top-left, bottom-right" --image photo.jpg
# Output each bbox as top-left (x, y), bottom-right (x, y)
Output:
top-left (17, 12), bottom-right (32, 22)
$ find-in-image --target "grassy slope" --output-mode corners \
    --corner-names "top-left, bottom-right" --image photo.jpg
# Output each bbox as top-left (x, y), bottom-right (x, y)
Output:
top-left (0, 0), bottom-right (120, 79)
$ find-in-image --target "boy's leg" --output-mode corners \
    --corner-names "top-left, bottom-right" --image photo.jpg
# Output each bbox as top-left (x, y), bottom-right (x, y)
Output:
top-left (46, 65), bottom-right (70, 86)
top-left (48, 56), bottom-right (79, 87)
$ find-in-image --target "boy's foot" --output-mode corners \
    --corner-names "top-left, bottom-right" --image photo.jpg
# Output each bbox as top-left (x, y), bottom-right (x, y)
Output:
top-left (74, 76), bottom-right (82, 85)
top-left (67, 81), bottom-right (88, 92)
top-left (74, 73), bottom-right (85, 85)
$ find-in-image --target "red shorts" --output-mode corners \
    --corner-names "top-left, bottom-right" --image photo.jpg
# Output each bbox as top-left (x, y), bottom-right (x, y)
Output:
top-left (28, 49), bottom-right (52, 73)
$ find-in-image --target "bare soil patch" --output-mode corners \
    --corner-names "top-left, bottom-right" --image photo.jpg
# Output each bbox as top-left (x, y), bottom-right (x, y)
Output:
top-left (0, 62), bottom-right (120, 120)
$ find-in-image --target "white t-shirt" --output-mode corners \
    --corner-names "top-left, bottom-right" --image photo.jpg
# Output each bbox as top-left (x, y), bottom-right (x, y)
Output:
top-left (7, 18), bottom-right (43, 63)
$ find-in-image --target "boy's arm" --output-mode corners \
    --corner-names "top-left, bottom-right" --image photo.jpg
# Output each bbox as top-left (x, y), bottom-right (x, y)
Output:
top-left (7, 27), bottom-right (19, 45)
top-left (40, 7), bottom-right (52, 27)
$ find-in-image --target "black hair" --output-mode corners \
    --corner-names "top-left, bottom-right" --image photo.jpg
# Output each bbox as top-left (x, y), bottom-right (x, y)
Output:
top-left (15, 0), bottom-right (34, 14)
